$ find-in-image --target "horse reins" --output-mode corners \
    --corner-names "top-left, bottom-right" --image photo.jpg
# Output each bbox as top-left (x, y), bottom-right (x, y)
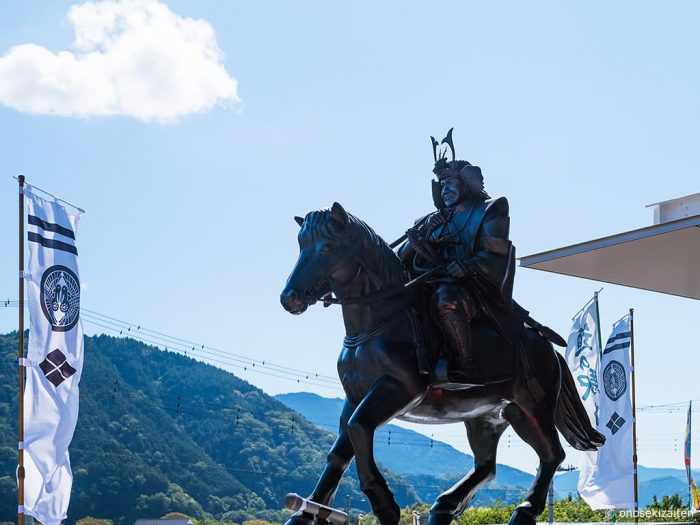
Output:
top-left (318, 264), bottom-right (446, 306)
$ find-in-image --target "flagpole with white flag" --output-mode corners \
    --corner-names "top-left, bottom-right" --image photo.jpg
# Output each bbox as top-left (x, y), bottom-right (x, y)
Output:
top-left (565, 294), bottom-right (602, 501)
top-left (18, 175), bottom-right (26, 525)
top-left (18, 180), bottom-right (85, 525)
top-left (575, 311), bottom-right (636, 513)
top-left (594, 292), bottom-right (604, 358)
top-left (688, 401), bottom-right (693, 511)
top-left (685, 401), bottom-right (700, 514)
top-left (630, 309), bottom-right (639, 524)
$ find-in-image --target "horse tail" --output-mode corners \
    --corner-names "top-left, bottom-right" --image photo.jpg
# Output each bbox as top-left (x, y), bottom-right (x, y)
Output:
top-left (554, 352), bottom-right (606, 451)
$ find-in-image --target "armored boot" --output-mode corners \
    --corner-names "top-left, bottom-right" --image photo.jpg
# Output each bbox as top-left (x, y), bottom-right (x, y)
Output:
top-left (433, 309), bottom-right (483, 388)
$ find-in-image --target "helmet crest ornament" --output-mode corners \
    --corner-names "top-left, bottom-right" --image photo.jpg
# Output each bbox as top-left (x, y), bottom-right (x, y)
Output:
top-left (431, 128), bottom-right (455, 164)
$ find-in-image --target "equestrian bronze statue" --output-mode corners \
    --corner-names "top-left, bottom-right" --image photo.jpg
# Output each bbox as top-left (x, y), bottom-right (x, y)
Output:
top-left (280, 129), bottom-right (604, 525)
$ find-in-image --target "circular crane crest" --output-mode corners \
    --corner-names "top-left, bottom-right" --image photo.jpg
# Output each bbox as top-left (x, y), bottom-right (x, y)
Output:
top-left (603, 360), bottom-right (627, 401)
top-left (40, 265), bottom-right (80, 332)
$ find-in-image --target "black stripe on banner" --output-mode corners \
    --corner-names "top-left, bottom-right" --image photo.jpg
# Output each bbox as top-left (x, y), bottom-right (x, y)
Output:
top-left (606, 331), bottom-right (631, 344)
top-left (28, 215), bottom-right (75, 239)
top-left (28, 232), bottom-right (78, 255)
top-left (603, 341), bottom-right (631, 354)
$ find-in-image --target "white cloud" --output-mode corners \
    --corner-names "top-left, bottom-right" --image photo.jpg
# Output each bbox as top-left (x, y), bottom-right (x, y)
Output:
top-left (0, 0), bottom-right (240, 122)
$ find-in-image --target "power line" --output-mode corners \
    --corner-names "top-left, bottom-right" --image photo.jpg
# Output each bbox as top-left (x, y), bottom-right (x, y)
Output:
top-left (1, 300), bottom-right (342, 389)
top-left (3, 301), bottom-right (700, 453)
top-left (3, 300), bottom-right (700, 410)
top-left (109, 386), bottom-right (462, 449)
top-left (82, 316), bottom-right (343, 391)
top-left (109, 387), bottom-right (700, 452)
top-left (80, 306), bottom-right (338, 381)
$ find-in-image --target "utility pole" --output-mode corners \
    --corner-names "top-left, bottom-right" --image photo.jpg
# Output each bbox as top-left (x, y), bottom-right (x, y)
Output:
top-left (549, 465), bottom-right (577, 524)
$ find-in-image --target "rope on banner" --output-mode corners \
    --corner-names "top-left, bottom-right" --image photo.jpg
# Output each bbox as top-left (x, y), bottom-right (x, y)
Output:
top-left (13, 176), bottom-right (86, 213)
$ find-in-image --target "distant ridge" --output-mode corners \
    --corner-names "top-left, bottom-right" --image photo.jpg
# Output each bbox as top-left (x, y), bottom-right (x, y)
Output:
top-left (277, 392), bottom-right (473, 475)
top-left (554, 465), bottom-right (700, 506)
top-left (275, 392), bottom-right (534, 501)
top-left (276, 392), bottom-right (700, 508)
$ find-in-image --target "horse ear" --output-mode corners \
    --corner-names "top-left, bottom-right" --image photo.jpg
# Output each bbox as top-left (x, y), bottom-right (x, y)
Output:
top-left (331, 202), bottom-right (348, 224)
top-left (294, 216), bottom-right (304, 227)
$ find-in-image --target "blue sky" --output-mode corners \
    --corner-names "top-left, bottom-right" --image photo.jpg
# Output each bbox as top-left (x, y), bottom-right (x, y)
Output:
top-left (0, 0), bottom-right (698, 475)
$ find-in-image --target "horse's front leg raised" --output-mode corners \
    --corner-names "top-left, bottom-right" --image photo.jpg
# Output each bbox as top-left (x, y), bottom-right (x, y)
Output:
top-left (347, 375), bottom-right (423, 525)
top-left (285, 400), bottom-right (356, 525)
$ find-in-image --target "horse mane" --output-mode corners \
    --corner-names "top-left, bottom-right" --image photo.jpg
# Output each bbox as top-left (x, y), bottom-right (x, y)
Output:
top-left (299, 208), bottom-right (409, 288)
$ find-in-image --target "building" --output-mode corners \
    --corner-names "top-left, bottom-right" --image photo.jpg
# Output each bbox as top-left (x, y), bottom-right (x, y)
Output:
top-left (520, 192), bottom-right (700, 300)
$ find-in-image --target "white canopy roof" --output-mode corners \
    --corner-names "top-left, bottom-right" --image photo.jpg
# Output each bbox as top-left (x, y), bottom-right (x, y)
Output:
top-left (519, 194), bottom-right (700, 300)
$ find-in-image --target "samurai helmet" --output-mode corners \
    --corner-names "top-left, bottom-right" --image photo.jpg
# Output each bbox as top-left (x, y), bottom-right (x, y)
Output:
top-left (430, 128), bottom-right (489, 206)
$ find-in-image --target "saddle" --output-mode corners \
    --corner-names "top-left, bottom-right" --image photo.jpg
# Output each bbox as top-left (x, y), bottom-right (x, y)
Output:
top-left (413, 301), bottom-right (557, 400)
top-left (418, 315), bottom-right (517, 386)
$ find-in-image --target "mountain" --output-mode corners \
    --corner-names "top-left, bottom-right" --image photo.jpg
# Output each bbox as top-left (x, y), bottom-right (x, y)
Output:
top-left (275, 392), bottom-right (534, 503)
top-left (277, 393), bottom-right (700, 508)
top-left (2, 331), bottom-right (692, 525)
top-left (553, 464), bottom-right (700, 506)
top-left (641, 477), bottom-right (691, 507)
top-left (0, 333), bottom-right (418, 525)
top-left (276, 392), bottom-right (474, 476)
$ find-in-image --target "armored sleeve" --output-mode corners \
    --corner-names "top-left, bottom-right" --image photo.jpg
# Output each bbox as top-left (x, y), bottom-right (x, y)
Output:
top-left (466, 197), bottom-right (512, 288)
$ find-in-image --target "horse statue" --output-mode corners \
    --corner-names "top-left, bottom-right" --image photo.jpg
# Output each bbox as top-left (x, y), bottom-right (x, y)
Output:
top-left (280, 202), bottom-right (604, 525)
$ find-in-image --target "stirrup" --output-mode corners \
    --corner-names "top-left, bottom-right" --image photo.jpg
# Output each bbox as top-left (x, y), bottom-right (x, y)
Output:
top-left (431, 357), bottom-right (485, 390)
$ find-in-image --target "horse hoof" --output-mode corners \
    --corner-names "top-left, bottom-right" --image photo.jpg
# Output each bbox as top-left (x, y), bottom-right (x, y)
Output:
top-left (507, 506), bottom-right (537, 525)
top-left (374, 502), bottom-right (401, 525)
top-left (284, 511), bottom-right (315, 525)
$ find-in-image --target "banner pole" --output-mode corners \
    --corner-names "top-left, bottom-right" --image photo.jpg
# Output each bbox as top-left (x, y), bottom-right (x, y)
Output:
top-left (18, 175), bottom-right (26, 525)
top-left (629, 308), bottom-right (639, 524)
top-left (594, 291), bottom-right (603, 358)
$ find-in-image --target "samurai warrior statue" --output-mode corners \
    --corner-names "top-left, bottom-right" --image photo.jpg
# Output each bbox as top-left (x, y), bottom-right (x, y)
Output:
top-left (399, 129), bottom-right (521, 386)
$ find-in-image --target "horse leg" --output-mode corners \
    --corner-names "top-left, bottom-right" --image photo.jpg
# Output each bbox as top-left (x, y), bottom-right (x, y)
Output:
top-left (347, 375), bottom-right (423, 525)
top-left (285, 400), bottom-right (356, 525)
top-left (502, 402), bottom-right (566, 525)
top-left (428, 416), bottom-right (509, 525)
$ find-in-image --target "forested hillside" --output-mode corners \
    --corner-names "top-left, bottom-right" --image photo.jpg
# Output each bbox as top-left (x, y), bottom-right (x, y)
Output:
top-left (0, 333), bottom-right (418, 525)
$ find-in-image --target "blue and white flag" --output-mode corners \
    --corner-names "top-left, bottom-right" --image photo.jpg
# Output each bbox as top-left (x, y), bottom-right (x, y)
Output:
top-left (685, 402), bottom-right (700, 514)
top-left (23, 185), bottom-right (84, 525)
top-left (580, 315), bottom-right (635, 510)
top-left (564, 299), bottom-right (601, 502)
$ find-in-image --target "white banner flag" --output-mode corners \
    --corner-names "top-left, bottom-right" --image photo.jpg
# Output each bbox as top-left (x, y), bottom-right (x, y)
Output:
top-left (564, 299), bottom-right (601, 502)
top-left (580, 315), bottom-right (635, 509)
top-left (23, 186), bottom-right (84, 525)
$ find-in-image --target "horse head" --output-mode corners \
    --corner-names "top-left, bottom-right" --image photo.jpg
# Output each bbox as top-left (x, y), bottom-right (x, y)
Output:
top-left (280, 202), bottom-right (361, 314)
